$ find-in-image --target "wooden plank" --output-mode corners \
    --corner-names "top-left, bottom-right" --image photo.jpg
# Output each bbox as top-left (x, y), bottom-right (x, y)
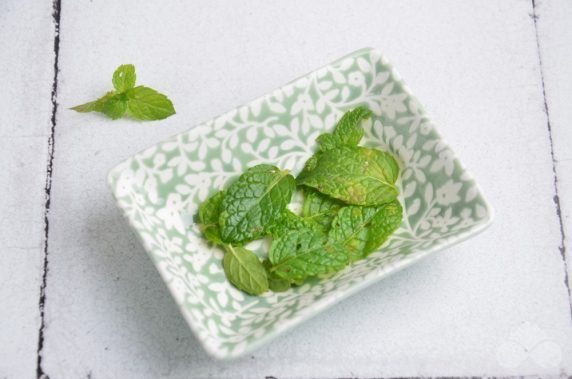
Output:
top-left (0, 0), bottom-right (57, 378)
top-left (42, 0), bottom-right (572, 377)
top-left (534, 0), bottom-right (572, 314)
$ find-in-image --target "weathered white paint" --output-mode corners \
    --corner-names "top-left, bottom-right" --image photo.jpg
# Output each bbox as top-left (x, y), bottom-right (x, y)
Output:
top-left (0, 1), bottom-right (56, 378)
top-left (534, 0), bottom-right (572, 303)
top-left (2, 0), bottom-right (571, 377)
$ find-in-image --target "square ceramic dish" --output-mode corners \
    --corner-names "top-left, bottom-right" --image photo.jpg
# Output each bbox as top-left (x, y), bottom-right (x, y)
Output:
top-left (108, 48), bottom-right (493, 359)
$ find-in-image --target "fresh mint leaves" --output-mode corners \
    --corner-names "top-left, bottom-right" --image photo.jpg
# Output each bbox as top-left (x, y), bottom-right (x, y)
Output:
top-left (266, 209), bottom-right (324, 238)
top-left (196, 107), bottom-right (403, 296)
top-left (269, 229), bottom-right (348, 282)
top-left (316, 106), bottom-right (372, 150)
top-left (223, 245), bottom-right (268, 295)
top-left (71, 64), bottom-right (175, 121)
top-left (125, 86), bottom-right (177, 120)
top-left (101, 94), bottom-right (128, 120)
top-left (328, 201), bottom-right (403, 262)
top-left (297, 145), bottom-right (400, 206)
top-left (112, 64), bottom-right (136, 92)
top-left (302, 188), bottom-right (343, 231)
top-left (198, 190), bottom-right (225, 245)
top-left (219, 164), bottom-right (295, 244)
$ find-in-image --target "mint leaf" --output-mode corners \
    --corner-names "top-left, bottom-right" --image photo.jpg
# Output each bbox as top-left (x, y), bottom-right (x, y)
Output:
top-left (112, 64), bottom-right (136, 92)
top-left (302, 188), bottom-right (343, 231)
top-left (269, 276), bottom-right (291, 292)
top-left (266, 209), bottom-right (323, 238)
top-left (302, 151), bottom-right (321, 172)
top-left (198, 190), bottom-right (225, 245)
top-left (70, 91), bottom-right (115, 113)
top-left (223, 245), bottom-right (268, 295)
top-left (126, 86), bottom-right (175, 120)
top-left (269, 229), bottom-right (348, 282)
top-left (101, 94), bottom-right (128, 120)
top-left (317, 106), bottom-right (372, 150)
top-left (328, 200), bottom-right (403, 262)
top-left (70, 100), bottom-right (100, 113)
top-left (220, 164), bottom-right (295, 244)
top-left (297, 145), bottom-right (400, 206)
top-left (70, 64), bottom-right (175, 121)
top-left (263, 259), bottom-right (291, 292)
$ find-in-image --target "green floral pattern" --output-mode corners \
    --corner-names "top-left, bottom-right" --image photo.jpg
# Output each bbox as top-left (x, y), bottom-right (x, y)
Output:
top-left (108, 48), bottom-right (493, 359)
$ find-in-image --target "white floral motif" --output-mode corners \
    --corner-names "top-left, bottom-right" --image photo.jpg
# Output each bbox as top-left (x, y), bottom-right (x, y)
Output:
top-left (290, 93), bottom-right (314, 115)
top-left (184, 172), bottom-right (213, 201)
top-left (458, 208), bottom-right (476, 229)
top-left (421, 208), bottom-right (460, 233)
top-left (157, 193), bottom-right (186, 234)
top-left (183, 236), bottom-right (211, 272)
top-left (419, 120), bottom-right (434, 135)
top-left (402, 150), bottom-right (431, 183)
top-left (163, 236), bottom-right (183, 255)
top-left (435, 179), bottom-right (463, 206)
top-left (115, 169), bottom-right (134, 197)
top-left (380, 82), bottom-right (407, 119)
top-left (348, 71), bottom-right (365, 87)
top-left (431, 147), bottom-right (455, 176)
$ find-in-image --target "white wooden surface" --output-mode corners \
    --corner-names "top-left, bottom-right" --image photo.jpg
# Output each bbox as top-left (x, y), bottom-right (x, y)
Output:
top-left (0, 1), bottom-right (56, 377)
top-left (1, 0), bottom-right (572, 377)
top-left (535, 0), bottom-right (572, 290)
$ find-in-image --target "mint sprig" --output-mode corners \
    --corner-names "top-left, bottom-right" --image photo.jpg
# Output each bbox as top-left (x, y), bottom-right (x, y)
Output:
top-left (70, 64), bottom-right (175, 121)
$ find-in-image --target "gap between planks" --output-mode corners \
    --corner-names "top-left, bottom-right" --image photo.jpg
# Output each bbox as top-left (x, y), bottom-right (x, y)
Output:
top-left (36, 0), bottom-right (62, 378)
top-left (530, 0), bottom-right (572, 320)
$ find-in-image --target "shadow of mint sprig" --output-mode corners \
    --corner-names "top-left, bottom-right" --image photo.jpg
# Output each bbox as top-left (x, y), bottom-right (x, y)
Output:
top-left (70, 64), bottom-right (176, 120)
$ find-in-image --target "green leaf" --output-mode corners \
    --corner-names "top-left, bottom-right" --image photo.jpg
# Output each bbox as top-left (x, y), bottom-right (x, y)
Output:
top-left (328, 200), bottom-right (403, 262)
top-left (101, 94), bottom-right (128, 120)
top-left (303, 151), bottom-right (322, 172)
top-left (263, 259), bottom-right (291, 292)
top-left (269, 229), bottom-right (348, 282)
top-left (316, 106), bottom-right (372, 150)
top-left (296, 145), bottom-right (400, 206)
top-left (223, 245), bottom-right (268, 295)
top-left (290, 278), bottom-right (305, 286)
top-left (112, 64), bottom-right (136, 92)
top-left (70, 100), bottom-right (99, 113)
top-left (70, 91), bottom-right (115, 113)
top-left (71, 64), bottom-right (175, 121)
top-left (198, 190), bottom-right (225, 245)
top-left (266, 209), bottom-right (323, 238)
top-left (125, 85), bottom-right (176, 120)
top-left (220, 164), bottom-right (295, 244)
top-left (269, 276), bottom-right (291, 292)
top-left (302, 188), bottom-right (343, 231)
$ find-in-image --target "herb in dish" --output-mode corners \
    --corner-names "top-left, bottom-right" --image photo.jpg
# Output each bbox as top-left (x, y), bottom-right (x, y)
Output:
top-left (197, 106), bottom-right (402, 295)
top-left (71, 64), bottom-right (176, 121)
